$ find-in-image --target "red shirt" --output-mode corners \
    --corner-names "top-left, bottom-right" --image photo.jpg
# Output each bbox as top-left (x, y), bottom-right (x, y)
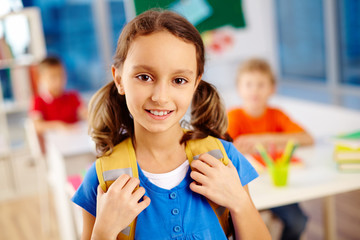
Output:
top-left (227, 107), bottom-right (305, 140)
top-left (30, 91), bottom-right (82, 124)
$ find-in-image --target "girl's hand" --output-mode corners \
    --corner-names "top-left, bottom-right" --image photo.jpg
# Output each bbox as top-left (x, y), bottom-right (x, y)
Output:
top-left (92, 174), bottom-right (151, 240)
top-left (189, 154), bottom-right (246, 211)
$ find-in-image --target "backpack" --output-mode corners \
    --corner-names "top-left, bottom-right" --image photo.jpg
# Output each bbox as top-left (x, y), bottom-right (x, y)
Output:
top-left (95, 135), bottom-right (233, 239)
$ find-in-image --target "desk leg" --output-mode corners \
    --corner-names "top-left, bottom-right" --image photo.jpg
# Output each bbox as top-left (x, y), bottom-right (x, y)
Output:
top-left (324, 196), bottom-right (336, 240)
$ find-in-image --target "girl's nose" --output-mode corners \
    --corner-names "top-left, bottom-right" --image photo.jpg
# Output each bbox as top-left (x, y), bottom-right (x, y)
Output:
top-left (151, 81), bottom-right (169, 104)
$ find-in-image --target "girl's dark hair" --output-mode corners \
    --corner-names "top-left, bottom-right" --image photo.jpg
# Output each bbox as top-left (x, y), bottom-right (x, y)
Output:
top-left (89, 9), bottom-right (231, 157)
top-left (180, 80), bottom-right (231, 144)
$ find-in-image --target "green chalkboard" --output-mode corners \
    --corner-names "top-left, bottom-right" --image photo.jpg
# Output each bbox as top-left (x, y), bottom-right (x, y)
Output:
top-left (133, 0), bottom-right (246, 33)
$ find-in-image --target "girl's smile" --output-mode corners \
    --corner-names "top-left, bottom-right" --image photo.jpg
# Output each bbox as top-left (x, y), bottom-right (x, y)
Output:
top-left (145, 109), bottom-right (174, 120)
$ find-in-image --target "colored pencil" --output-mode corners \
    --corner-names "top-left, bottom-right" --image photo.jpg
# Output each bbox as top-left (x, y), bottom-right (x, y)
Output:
top-left (286, 143), bottom-right (298, 165)
top-left (280, 140), bottom-right (295, 165)
top-left (255, 143), bottom-right (274, 168)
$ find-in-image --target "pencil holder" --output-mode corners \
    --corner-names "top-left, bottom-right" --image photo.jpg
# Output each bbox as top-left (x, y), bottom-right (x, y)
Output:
top-left (269, 163), bottom-right (289, 187)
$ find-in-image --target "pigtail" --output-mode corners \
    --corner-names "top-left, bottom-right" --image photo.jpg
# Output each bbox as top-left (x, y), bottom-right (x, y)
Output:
top-left (181, 80), bottom-right (232, 143)
top-left (88, 81), bottom-right (133, 157)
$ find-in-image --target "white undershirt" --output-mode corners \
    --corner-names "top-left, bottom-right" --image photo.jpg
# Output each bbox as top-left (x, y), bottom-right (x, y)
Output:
top-left (142, 160), bottom-right (190, 190)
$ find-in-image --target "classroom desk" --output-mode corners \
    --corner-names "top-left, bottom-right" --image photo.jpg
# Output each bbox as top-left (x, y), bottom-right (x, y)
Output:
top-left (249, 138), bottom-right (360, 210)
top-left (249, 138), bottom-right (360, 240)
top-left (45, 123), bottom-right (95, 240)
top-left (221, 92), bottom-right (360, 240)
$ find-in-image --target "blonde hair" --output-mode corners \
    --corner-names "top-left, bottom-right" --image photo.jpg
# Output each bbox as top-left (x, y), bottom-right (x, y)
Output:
top-left (88, 9), bottom-right (231, 157)
top-left (237, 58), bottom-right (276, 85)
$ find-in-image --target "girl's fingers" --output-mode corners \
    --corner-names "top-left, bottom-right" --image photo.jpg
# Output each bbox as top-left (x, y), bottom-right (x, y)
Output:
top-left (97, 185), bottom-right (105, 207)
top-left (189, 181), bottom-right (205, 196)
top-left (137, 195), bottom-right (151, 212)
top-left (197, 153), bottom-right (221, 168)
top-left (191, 159), bottom-right (212, 176)
top-left (131, 186), bottom-right (146, 202)
top-left (190, 170), bottom-right (208, 185)
top-left (108, 174), bottom-right (131, 193)
top-left (227, 160), bottom-right (243, 185)
top-left (122, 177), bottom-right (140, 194)
top-left (226, 159), bottom-right (234, 168)
top-left (97, 184), bottom-right (104, 196)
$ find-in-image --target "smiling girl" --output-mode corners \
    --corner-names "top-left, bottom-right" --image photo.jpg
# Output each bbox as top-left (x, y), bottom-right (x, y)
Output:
top-left (72, 9), bottom-right (270, 240)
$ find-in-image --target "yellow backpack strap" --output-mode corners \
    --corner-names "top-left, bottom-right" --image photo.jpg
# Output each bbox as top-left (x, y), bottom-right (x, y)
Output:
top-left (207, 201), bottom-right (232, 238)
top-left (95, 138), bottom-right (138, 240)
top-left (185, 136), bottom-right (233, 237)
top-left (185, 136), bottom-right (229, 166)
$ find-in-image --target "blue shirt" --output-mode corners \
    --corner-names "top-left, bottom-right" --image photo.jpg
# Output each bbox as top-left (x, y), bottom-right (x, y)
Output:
top-left (72, 139), bottom-right (258, 239)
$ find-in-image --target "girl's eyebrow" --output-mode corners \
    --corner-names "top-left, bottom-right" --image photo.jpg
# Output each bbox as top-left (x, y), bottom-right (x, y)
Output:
top-left (132, 65), bottom-right (155, 72)
top-left (132, 65), bottom-right (194, 76)
top-left (173, 69), bottom-right (194, 76)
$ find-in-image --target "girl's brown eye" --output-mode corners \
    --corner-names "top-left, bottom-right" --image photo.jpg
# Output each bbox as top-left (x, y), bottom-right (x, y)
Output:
top-left (174, 78), bottom-right (187, 85)
top-left (137, 74), bottom-right (152, 82)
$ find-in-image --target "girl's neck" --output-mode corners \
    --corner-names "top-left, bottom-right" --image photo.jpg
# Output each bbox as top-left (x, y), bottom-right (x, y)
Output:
top-left (133, 124), bottom-right (186, 173)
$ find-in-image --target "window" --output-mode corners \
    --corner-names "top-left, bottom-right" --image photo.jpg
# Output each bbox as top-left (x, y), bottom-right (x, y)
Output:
top-left (275, 0), bottom-right (326, 82)
top-left (275, 0), bottom-right (360, 110)
top-left (23, 0), bottom-right (127, 93)
top-left (338, 0), bottom-right (360, 86)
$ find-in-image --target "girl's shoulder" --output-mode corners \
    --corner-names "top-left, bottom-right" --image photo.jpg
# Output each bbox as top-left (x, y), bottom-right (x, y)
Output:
top-left (218, 138), bottom-right (259, 186)
top-left (218, 138), bottom-right (235, 152)
top-left (218, 138), bottom-right (242, 160)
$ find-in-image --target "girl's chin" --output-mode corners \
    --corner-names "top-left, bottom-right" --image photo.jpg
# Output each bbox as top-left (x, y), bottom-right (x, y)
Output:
top-left (138, 123), bottom-right (182, 134)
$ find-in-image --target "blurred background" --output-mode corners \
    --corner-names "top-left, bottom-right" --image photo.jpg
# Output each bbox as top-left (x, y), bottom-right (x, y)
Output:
top-left (0, 0), bottom-right (359, 240)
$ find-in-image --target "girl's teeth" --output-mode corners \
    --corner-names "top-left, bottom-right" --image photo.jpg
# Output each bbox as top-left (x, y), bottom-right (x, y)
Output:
top-left (150, 110), bottom-right (169, 116)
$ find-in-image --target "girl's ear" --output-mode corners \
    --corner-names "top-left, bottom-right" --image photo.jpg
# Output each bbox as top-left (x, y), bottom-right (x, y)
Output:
top-left (112, 65), bottom-right (125, 95)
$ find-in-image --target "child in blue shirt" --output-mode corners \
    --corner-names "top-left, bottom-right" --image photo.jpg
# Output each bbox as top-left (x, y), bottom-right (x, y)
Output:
top-left (72, 9), bottom-right (271, 240)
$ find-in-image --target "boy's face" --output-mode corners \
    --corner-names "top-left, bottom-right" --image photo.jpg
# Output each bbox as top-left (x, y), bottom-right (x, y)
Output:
top-left (237, 71), bottom-right (274, 110)
top-left (39, 65), bottom-right (66, 97)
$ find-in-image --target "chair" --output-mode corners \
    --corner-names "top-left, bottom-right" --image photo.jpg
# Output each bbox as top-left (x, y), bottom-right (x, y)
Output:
top-left (24, 118), bottom-right (51, 236)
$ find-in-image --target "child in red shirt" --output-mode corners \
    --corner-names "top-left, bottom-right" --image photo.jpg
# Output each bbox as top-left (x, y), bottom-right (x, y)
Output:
top-left (227, 58), bottom-right (313, 240)
top-left (30, 56), bottom-right (87, 134)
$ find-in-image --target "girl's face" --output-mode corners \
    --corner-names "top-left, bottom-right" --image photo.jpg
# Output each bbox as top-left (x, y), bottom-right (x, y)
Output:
top-left (237, 71), bottom-right (274, 110)
top-left (113, 31), bottom-right (200, 134)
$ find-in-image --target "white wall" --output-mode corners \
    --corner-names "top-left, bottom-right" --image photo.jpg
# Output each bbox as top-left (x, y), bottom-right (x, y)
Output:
top-left (204, 0), bottom-right (277, 92)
